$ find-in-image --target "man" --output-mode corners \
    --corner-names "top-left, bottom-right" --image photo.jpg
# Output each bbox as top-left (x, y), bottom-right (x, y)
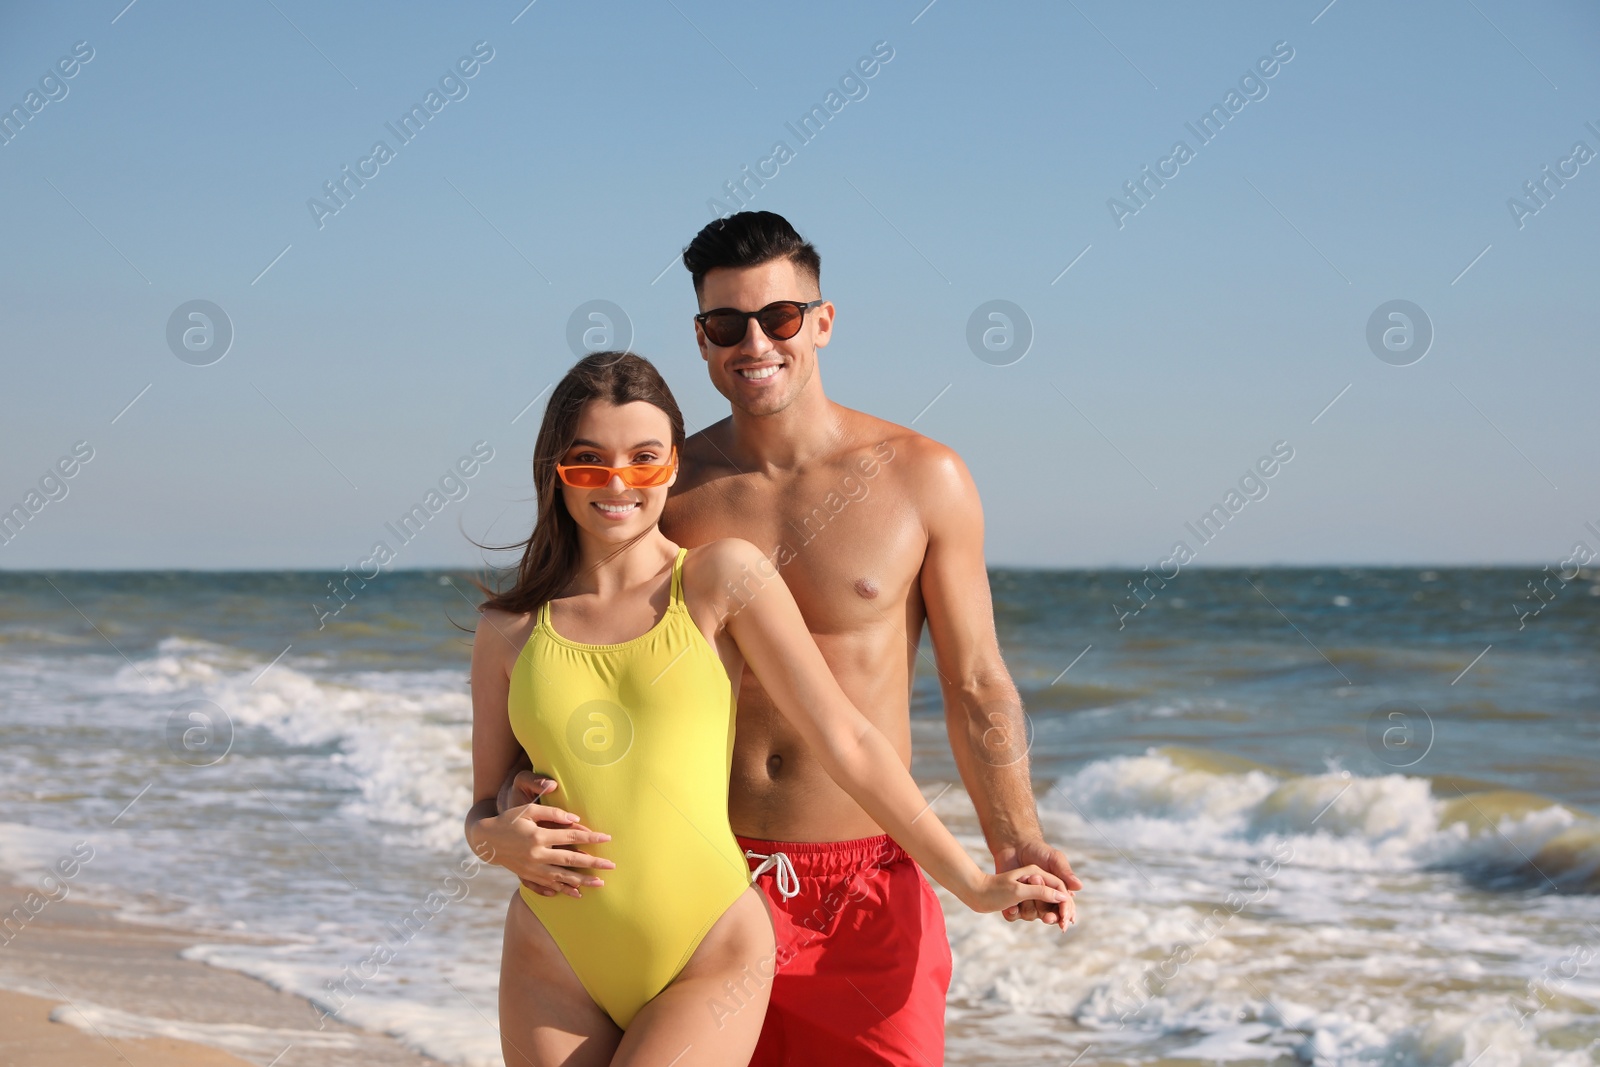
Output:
top-left (502, 211), bottom-right (1078, 1065)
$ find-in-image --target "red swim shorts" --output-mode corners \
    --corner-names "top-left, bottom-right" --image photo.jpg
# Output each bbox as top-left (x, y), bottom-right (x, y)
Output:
top-left (738, 833), bottom-right (953, 1067)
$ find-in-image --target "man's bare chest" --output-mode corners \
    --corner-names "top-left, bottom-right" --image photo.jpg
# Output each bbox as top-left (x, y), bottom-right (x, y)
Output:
top-left (667, 460), bottom-right (925, 626)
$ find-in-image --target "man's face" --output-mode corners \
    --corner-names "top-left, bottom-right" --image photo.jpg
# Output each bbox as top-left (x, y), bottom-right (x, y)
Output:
top-left (694, 257), bottom-right (833, 417)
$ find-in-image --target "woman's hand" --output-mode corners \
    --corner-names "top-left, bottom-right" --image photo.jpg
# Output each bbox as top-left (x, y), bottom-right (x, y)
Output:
top-left (994, 839), bottom-right (1082, 927)
top-left (960, 865), bottom-right (1075, 926)
top-left (466, 785), bottom-right (614, 898)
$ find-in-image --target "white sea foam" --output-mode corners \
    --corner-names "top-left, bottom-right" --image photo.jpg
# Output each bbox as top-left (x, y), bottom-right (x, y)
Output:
top-left (10, 638), bottom-right (1600, 1067)
top-left (1043, 749), bottom-right (1599, 885)
top-left (116, 636), bottom-right (474, 851)
top-left (0, 822), bottom-right (85, 881)
top-left (936, 749), bottom-right (1600, 1067)
top-left (48, 999), bottom-right (362, 1056)
top-left (2, 638), bottom-right (506, 1064)
top-left (182, 943), bottom-right (506, 1067)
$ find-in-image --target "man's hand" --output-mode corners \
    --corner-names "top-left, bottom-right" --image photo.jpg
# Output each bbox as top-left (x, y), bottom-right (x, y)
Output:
top-left (495, 749), bottom-right (536, 816)
top-left (994, 839), bottom-right (1081, 929)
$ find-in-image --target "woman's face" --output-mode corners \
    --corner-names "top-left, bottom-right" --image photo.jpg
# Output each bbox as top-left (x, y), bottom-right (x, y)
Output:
top-left (558, 400), bottom-right (677, 544)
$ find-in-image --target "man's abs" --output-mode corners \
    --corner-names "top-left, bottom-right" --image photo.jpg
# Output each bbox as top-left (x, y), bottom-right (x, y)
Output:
top-left (728, 672), bottom-right (914, 843)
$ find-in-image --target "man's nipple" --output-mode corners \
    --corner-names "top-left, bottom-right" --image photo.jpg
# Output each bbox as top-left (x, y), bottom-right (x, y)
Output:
top-left (853, 577), bottom-right (880, 599)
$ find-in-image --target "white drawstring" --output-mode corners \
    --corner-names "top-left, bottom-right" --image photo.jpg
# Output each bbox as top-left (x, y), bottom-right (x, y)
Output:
top-left (745, 849), bottom-right (799, 901)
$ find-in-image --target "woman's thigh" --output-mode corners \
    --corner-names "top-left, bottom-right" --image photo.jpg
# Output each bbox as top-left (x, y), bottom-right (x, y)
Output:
top-left (499, 891), bottom-right (621, 1067)
top-left (612, 887), bottom-right (777, 1067)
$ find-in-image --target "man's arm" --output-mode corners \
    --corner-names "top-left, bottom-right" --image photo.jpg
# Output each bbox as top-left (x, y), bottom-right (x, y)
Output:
top-left (916, 443), bottom-right (1081, 926)
top-left (709, 537), bottom-right (1070, 916)
top-left (497, 748), bottom-right (535, 815)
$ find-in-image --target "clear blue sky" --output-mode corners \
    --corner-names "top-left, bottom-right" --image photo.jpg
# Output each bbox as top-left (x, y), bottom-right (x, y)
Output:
top-left (2, 0), bottom-right (1596, 569)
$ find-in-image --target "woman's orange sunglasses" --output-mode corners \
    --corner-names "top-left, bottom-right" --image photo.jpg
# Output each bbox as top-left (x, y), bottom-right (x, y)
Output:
top-left (555, 448), bottom-right (677, 489)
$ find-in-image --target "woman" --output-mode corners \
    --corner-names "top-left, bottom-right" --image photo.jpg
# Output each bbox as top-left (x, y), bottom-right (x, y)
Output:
top-left (464, 352), bottom-right (1068, 1066)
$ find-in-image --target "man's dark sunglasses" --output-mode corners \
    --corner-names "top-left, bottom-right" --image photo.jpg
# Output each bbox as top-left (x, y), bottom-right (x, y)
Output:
top-left (694, 299), bottom-right (824, 348)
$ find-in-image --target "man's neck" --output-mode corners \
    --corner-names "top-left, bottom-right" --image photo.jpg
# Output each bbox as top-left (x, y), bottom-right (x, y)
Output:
top-left (727, 380), bottom-right (843, 472)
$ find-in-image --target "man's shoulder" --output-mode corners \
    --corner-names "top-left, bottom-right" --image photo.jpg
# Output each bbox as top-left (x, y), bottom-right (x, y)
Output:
top-left (836, 406), bottom-right (970, 490)
top-left (677, 405), bottom-right (973, 490)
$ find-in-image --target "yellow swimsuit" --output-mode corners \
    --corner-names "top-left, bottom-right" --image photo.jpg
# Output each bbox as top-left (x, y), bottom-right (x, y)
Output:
top-left (507, 547), bottom-right (753, 1028)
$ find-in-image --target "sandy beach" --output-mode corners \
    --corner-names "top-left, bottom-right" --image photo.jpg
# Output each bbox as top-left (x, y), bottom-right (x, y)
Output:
top-left (0, 988), bottom-right (252, 1067)
top-left (0, 878), bottom-right (442, 1067)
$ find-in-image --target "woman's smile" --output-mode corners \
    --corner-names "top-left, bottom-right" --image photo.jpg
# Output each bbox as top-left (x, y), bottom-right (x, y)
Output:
top-left (592, 499), bottom-right (641, 519)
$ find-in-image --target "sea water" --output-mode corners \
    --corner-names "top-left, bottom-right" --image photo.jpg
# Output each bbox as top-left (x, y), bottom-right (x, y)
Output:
top-left (1, 567), bottom-right (1596, 1066)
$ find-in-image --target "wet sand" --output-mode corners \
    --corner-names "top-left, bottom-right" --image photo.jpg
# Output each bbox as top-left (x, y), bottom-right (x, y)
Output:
top-left (0, 880), bottom-right (445, 1067)
top-left (0, 987), bottom-right (253, 1066)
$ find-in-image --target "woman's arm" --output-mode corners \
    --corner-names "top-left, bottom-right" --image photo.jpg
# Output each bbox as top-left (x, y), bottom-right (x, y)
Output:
top-left (464, 609), bottom-right (614, 898)
top-left (706, 540), bottom-right (1070, 915)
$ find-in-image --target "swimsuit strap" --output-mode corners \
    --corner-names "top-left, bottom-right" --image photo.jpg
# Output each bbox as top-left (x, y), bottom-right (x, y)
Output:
top-left (669, 546), bottom-right (689, 609)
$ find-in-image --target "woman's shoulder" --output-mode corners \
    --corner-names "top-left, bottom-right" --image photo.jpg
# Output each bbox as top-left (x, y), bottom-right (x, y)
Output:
top-left (472, 606), bottom-right (539, 669)
top-left (684, 537), bottom-right (769, 574)
top-left (680, 538), bottom-right (778, 610)
top-left (479, 604), bottom-right (536, 628)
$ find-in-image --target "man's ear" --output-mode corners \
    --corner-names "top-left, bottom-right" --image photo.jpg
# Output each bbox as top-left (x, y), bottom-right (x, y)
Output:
top-left (811, 300), bottom-right (835, 350)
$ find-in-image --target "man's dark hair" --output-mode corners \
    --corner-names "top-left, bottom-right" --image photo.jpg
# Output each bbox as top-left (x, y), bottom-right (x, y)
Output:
top-left (682, 211), bottom-right (821, 300)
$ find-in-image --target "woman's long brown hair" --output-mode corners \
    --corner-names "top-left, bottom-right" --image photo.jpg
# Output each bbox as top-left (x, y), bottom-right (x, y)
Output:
top-left (477, 351), bottom-right (685, 616)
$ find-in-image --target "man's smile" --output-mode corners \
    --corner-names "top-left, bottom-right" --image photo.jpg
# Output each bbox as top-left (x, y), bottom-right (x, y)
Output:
top-left (735, 362), bottom-right (782, 381)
